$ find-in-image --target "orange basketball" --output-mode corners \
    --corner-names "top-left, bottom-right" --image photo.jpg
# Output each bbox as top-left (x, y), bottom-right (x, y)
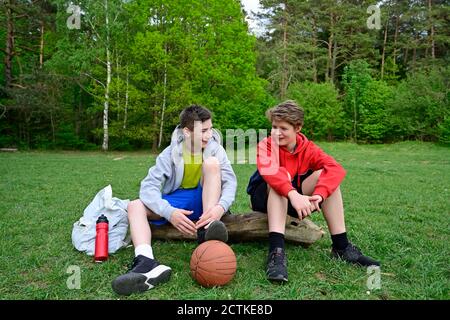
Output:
top-left (190, 240), bottom-right (237, 287)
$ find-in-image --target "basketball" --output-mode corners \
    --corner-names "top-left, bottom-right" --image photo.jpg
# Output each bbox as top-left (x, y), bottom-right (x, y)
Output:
top-left (190, 240), bottom-right (237, 287)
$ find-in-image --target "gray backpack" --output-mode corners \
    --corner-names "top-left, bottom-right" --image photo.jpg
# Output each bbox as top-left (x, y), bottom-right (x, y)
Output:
top-left (72, 185), bottom-right (130, 256)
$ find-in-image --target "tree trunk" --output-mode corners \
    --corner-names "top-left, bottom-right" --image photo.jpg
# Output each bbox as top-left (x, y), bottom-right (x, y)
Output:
top-left (412, 32), bottom-right (417, 73)
top-left (150, 212), bottom-right (325, 247)
top-left (381, 14), bottom-right (389, 79)
top-left (151, 110), bottom-right (158, 152)
top-left (158, 44), bottom-right (167, 148)
top-left (353, 97), bottom-right (357, 143)
top-left (50, 108), bottom-right (55, 145)
top-left (331, 38), bottom-right (337, 84)
top-left (428, 0), bottom-right (435, 59)
top-left (102, 0), bottom-right (111, 152)
top-left (123, 66), bottom-right (128, 130)
top-left (403, 47), bottom-right (408, 66)
top-left (393, 15), bottom-right (399, 61)
top-left (116, 53), bottom-right (120, 121)
top-left (280, 1), bottom-right (288, 100)
top-left (311, 16), bottom-right (318, 83)
top-left (326, 14), bottom-right (334, 83)
top-left (5, 0), bottom-right (15, 88)
top-left (76, 86), bottom-right (82, 136)
top-left (39, 20), bottom-right (44, 68)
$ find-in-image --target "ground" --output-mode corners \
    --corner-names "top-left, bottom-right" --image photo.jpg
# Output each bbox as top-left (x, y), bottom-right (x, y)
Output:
top-left (0, 141), bottom-right (448, 299)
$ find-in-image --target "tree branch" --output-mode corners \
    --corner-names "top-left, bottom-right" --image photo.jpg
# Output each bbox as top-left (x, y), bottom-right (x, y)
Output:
top-left (82, 72), bottom-right (106, 88)
top-left (16, 45), bottom-right (39, 53)
top-left (85, 15), bottom-right (105, 46)
top-left (75, 80), bottom-right (99, 98)
top-left (0, 103), bottom-right (6, 119)
top-left (112, 4), bottom-right (123, 24)
top-left (10, 83), bottom-right (27, 89)
top-left (96, 57), bottom-right (107, 66)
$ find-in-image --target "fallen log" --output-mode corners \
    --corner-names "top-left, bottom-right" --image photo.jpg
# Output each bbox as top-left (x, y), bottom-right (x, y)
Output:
top-left (151, 211), bottom-right (325, 247)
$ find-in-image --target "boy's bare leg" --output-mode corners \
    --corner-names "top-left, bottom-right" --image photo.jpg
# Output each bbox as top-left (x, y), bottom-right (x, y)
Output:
top-left (301, 170), bottom-right (380, 267)
top-left (201, 156), bottom-right (221, 212)
top-left (112, 200), bottom-right (172, 296)
top-left (198, 156), bottom-right (228, 242)
top-left (301, 170), bottom-right (346, 235)
top-left (127, 199), bottom-right (162, 246)
top-left (267, 185), bottom-right (288, 234)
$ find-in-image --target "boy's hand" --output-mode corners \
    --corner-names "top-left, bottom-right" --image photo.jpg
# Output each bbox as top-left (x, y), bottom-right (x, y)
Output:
top-left (169, 209), bottom-right (197, 236)
top-left (288, 190), bottom-right (316, 220)
top-left (308, 195), bottom-right (323, 212)
top-left (196, 204), bottom-right (224, 229)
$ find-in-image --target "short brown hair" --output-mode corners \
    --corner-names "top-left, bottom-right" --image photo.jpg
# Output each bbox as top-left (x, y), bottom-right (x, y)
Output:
top-left (180, 105), bottom-right (212, 130)
top-left (266, 100), bottom-right (304, 127)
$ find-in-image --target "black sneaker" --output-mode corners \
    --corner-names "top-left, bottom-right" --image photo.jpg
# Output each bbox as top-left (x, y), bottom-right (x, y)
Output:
top-left (111, 255), bottom-right (172, 296)
top-left (197, 220), bottom-right (228, 244)
top-left (331, 242), bottom-right (380, 267)
top-left (266, 247), bottom-right (288, 283)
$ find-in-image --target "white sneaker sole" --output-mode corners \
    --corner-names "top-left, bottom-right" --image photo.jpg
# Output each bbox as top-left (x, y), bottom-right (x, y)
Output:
top-left (112, 265), bottom-right (172, 296)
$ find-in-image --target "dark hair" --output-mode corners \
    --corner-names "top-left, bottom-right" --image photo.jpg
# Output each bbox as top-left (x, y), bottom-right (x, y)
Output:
top-left (266, 100), bottom-right (304, 127)
top-left (180, 105), bottom-right (212, 130)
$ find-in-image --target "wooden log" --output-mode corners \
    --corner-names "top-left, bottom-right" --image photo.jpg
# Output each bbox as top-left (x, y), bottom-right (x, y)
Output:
top-left (150, 211), bottom-right (325, 247)
top-left (0, 148), bottom-right (18, 152)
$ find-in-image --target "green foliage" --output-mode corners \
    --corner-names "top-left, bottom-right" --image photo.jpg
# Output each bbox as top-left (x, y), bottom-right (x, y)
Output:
top-left (287, 81), bottom-right (344, 141)
top-left (358, 80), bottom-right (394, 143)
top-left (1, 0), bottom-right (449, 149)
top-left (387, 66), bottom-right (449, 142)
top-left (342, 59), bottom-right (373, 142)
top-left (438, 115), bottom-right (450, 146)
top-left (383, 57), bottom-right (400, 85)
top-left (342, 60), bottom-right (397, 143)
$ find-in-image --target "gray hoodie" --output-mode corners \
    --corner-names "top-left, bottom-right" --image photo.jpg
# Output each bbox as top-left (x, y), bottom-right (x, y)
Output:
top-left (139, 126), bottom-right (237, 221)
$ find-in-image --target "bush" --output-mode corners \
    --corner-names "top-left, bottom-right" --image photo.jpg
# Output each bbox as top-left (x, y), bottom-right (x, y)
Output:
top-left (386, 66), bottom-right (449, 142)
top-left (358, 80), bottom-right (393, 143)
top-left (438, 115), bottom-right (450, 146)
top-left (287, 81), bottom-right (345, 141)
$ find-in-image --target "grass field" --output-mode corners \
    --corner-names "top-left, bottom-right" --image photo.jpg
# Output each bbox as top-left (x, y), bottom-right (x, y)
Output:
top-left (0, 141), bottom-right (449, 300)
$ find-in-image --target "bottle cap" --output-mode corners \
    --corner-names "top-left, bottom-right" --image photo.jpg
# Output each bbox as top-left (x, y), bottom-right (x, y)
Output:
top-left (96, 214), bottom-right (108, 223)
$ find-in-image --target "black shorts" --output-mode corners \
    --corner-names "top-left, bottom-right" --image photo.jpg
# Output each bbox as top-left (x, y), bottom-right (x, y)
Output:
top-left (248, 170), bottom-right (315, 218)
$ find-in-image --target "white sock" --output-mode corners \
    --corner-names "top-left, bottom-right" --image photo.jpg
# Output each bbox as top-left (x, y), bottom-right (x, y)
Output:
top-left (134, 244), bottom-right (154, 259)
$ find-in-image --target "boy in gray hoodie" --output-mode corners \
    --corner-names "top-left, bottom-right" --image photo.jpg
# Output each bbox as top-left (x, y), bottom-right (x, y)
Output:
top-left (112, 105), bottom-right (237, 296)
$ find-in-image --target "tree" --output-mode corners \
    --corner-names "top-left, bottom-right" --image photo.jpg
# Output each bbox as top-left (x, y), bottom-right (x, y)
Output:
top-left (287, 81), bottom-right (344, 141)
top-left (387, 66), bottom-right (449, 141)
top-left (342, 59), bottom-right (372, 142)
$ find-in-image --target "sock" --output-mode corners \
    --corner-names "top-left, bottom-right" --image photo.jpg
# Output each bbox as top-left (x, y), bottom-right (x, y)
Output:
top-left (197, 227), bottom-right (206, 244)
top-left (331, 232), bottom-right (349, 251)
top-left (134, 244), bottom-right (154, 259)
top-left (269, 232), bottom-right (285, 252)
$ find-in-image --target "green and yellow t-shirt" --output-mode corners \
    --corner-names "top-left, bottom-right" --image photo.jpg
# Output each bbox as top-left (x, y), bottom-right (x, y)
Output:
top-left (180, 144), bottom-right (203, 189)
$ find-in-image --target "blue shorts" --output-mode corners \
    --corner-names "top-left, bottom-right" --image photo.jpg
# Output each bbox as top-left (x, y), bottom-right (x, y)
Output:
top-left (150, 184), bottom-right (203, 226)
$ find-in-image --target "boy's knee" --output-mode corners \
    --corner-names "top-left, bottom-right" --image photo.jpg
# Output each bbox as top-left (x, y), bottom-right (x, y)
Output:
top-left (202, 156), bottom-right (220, 174)
top-left (127, 199), bottom-right (144, 217)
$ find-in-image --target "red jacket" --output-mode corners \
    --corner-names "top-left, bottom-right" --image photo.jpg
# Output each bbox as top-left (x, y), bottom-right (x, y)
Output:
top-left (257, 133), bottom-right (346, 200)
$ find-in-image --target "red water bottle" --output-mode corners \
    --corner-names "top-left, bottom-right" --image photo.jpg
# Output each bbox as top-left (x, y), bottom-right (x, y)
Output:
top-left (94, 214), bottom-right (109, 262)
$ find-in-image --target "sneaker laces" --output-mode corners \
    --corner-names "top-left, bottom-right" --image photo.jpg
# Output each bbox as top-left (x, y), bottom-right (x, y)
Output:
top-left (347, 243), bottom-right (362, 255)
top-left (127, 256), bottom-right (141, 272)
top-left (268, 250), bottom-right (285, 268)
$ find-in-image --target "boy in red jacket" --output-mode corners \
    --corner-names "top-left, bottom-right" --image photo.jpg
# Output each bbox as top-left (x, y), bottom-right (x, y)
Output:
top-left (247, 100), bottom-right (380, 282)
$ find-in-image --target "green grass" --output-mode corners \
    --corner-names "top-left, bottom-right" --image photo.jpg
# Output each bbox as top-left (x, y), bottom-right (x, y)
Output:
top-left (0, 141), bottom-right (449, 300)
